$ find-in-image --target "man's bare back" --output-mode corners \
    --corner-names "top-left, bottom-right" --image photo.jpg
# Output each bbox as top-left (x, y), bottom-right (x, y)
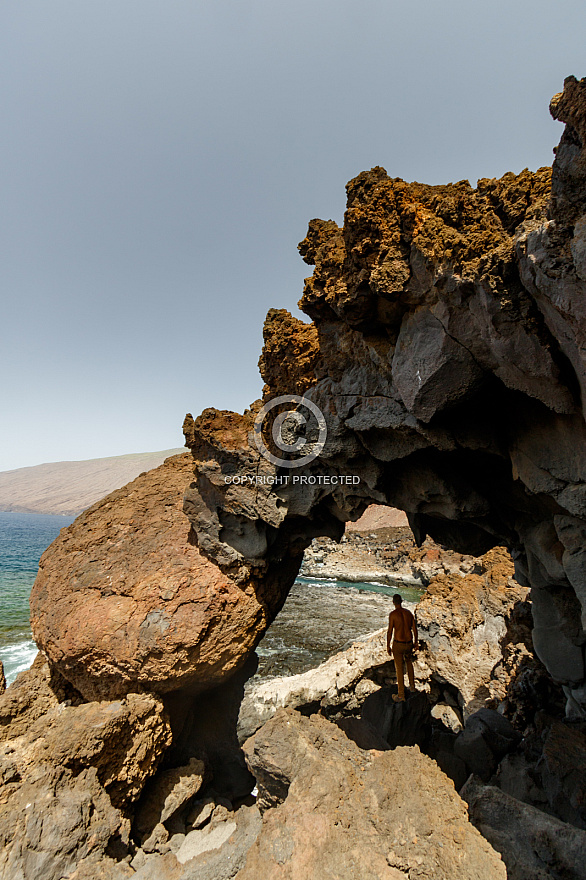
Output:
top-left (387, 595), bottom-right (418, 654)
top-left (387, 604), bottom-right (418, 649)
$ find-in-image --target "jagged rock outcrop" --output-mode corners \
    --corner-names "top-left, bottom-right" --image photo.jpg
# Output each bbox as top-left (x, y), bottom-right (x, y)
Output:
top-left (238, 708), bottom-right (506, 879)
top-left (300, 527), bottom-right (474, 587)
top-left (453, 708), bottom-right (521, 781)
top-left (462, 775), bottom-right (586, 880)
top-left (134, 757), bottom-right (207, 843)
top-left (27, 79), bottom-right (586, 714)
top-left (0, 685), bottom-right (170, 879)
top-left (416, 546), bottom-right (531, 716)
top-left (127, 800), bottom-right (262, 879)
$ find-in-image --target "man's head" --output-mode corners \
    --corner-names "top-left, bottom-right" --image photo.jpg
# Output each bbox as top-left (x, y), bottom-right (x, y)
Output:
top-left (393, 594), bottom-right (402, 606)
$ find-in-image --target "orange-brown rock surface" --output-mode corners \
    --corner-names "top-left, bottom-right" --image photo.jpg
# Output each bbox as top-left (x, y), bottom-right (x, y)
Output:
top-left (29, 453), bottom-right (283, 700)
top-left (0, 652), bottom-right (83, 743)
top-left (257, 308), bottom-right (319, 398)
top-left (0, 680), bottom-right (170, 879)
top-left (346, 503), bottom-right (409, 531)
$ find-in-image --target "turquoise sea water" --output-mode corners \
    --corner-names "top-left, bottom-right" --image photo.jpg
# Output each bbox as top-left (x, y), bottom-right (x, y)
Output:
top-left (295, 575), bottom-right (423, 604)
top-left (0, 511), bottom-right (74, 684)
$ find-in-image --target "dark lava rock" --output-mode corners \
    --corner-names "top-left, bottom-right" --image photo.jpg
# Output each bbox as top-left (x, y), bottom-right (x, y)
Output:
top-left (463, 775), bottom-right (586, 880)
top-left (361, 688), bottom-right (431, 749)
top-left (540, 721), bottom-right (586, 829)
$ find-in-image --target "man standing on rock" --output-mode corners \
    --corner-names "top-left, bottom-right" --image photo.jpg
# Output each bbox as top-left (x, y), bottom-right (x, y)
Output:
top-left (387, 594), bottom-right (418, 702)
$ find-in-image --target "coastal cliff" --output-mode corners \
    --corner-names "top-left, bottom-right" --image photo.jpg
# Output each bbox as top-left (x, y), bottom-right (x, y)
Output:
top-left (2, 77), bottom-right (586, 877)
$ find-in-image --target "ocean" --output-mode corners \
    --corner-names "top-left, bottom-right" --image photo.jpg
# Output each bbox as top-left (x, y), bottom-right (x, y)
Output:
top-left (0, 511), bottom-right (74, 684)
top-left (0, 512), bottom-right (423, 689)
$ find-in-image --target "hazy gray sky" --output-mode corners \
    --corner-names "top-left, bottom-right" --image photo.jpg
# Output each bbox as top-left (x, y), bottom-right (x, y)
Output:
top-left (1, 0), bottom-right (584, 470)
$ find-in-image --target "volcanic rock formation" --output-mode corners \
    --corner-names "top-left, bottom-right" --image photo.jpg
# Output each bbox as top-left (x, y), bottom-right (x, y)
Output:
top-left (11, 75), bottom-right (586, 879)
top-left (0, 656), bottom-right (171, 879)
top-left (180, 76), bottom-right (586, 717)
top-left (26, 77), bottom-right (586, 716)
top-left (239, 709), bottom-right (506, 880)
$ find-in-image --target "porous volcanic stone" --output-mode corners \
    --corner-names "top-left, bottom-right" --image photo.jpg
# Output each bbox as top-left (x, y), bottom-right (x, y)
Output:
top-left (0, 692), bottom-right (170, 879)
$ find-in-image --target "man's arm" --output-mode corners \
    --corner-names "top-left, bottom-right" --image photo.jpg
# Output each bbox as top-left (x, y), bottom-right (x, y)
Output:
top-left (387, 613), bottom-right (394, 654)
top-left (412, 613), bottom-right (418, 649)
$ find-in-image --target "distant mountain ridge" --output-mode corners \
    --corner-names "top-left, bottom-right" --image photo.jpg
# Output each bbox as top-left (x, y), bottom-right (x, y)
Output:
top-left (0, 449), bottom-right (185, 516)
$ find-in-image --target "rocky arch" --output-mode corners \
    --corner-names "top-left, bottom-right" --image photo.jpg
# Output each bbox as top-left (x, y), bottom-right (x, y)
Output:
top-left (182, 75), bottom-right (586, 718)
top-left (29, 76), bottom-right (586, 720)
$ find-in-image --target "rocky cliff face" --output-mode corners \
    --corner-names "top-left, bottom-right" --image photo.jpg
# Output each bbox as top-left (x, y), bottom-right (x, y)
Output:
top-left (300, 528), bottom-right (480, 587)
top-left (180, 77), bottom-right (586, 716)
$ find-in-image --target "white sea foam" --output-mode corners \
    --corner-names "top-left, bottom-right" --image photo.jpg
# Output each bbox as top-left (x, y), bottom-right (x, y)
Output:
top-left (0, 639), bottom-right (38, 686)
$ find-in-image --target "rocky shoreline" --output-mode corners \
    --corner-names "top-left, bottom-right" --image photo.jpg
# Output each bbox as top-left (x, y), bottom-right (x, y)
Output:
top-left (300, 525), bottom-right (484, 589)
top-left (252, 576), bottom-right (404, 680)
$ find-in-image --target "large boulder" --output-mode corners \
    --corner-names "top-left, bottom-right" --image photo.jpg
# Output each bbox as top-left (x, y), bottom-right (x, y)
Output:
top-left (29, 453), bottom-right (286, 701)
top-left (238, 708), bottom-right (506, 879)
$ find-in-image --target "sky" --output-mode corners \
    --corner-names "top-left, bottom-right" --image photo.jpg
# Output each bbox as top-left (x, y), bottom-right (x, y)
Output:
top-left (1, 0), bottom-right (585, 471)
